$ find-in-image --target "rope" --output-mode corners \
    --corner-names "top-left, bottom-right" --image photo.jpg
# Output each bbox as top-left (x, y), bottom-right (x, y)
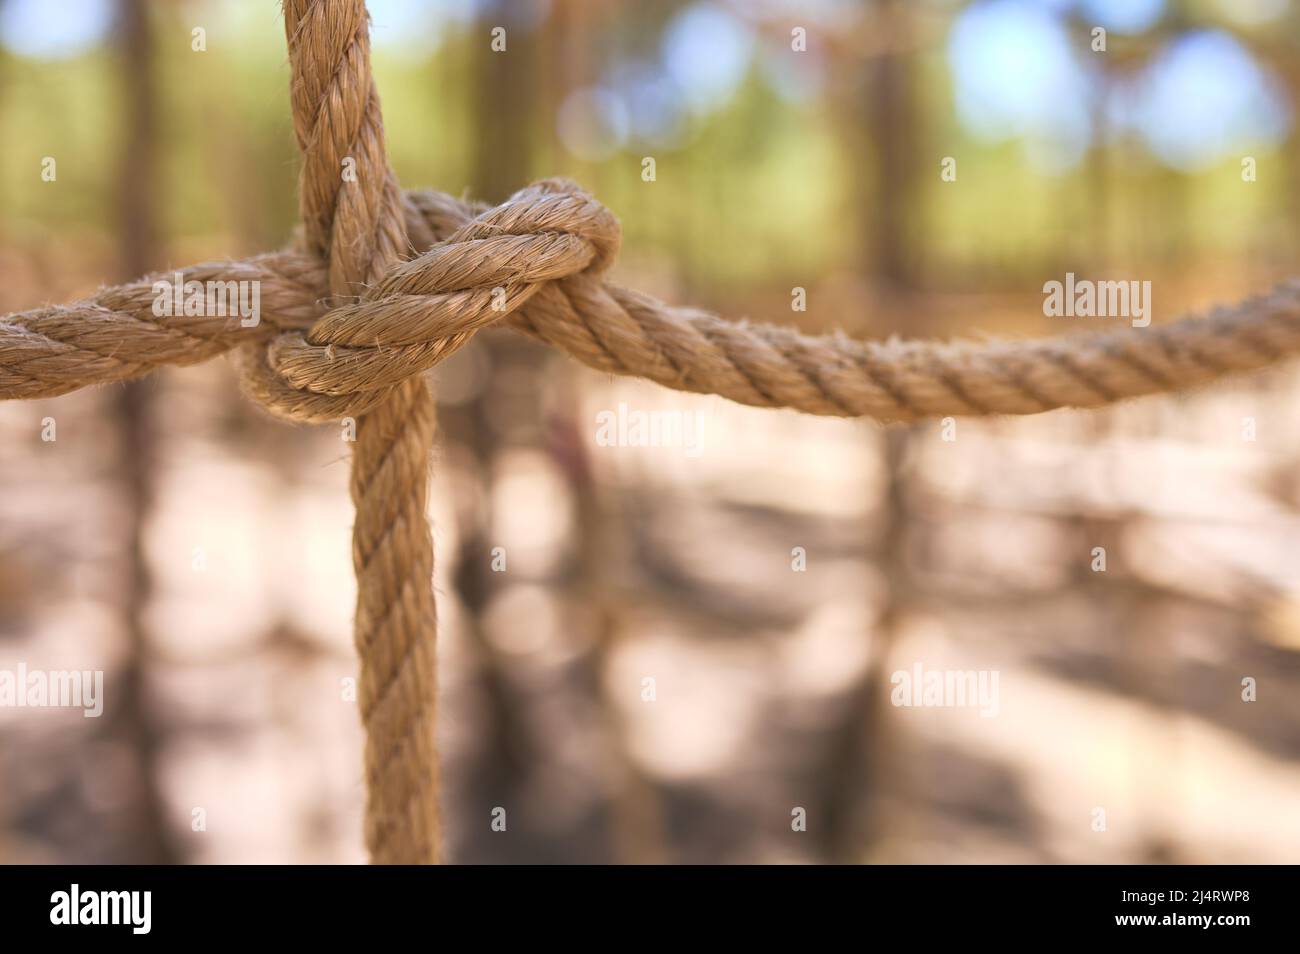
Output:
top-left (6, 184), bottom-right (1300, 421)
top-left (277, 0), bottom-right (438, 865)
top-left (2, 0), bottom-right (1298, 865)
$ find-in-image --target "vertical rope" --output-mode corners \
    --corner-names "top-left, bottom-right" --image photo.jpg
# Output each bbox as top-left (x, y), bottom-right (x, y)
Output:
top-left (283, 0), bottom-right (439, 864)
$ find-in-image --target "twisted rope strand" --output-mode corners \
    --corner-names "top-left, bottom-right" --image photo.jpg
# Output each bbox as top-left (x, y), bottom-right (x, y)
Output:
top-left (0, 253), bottom-right (322, 399)
top-left (281, 0), bottom-right (438, 865)
top-left (5, 184), bottom-right (1299, 423)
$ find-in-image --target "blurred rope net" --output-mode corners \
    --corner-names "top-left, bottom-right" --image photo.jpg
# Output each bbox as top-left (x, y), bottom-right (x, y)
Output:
top-left (2, 0), bottom-right (1299, 863)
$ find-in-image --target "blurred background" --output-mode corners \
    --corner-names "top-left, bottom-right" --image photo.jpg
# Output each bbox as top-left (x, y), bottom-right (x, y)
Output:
top-left (2, 0), bottom-right (1300, 864)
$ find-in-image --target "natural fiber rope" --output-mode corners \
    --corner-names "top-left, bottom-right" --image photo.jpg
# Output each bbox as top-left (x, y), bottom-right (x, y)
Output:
top-left (2, 0), bottom-right (1299, 866)
top-left (6, 184), bottom-right (1300, 421)
top-left (276, 0), bottom-right (438, 865)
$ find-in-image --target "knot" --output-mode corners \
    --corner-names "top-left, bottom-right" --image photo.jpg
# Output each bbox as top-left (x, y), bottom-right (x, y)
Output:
top-left (238, 178), bottom-right (620, 422)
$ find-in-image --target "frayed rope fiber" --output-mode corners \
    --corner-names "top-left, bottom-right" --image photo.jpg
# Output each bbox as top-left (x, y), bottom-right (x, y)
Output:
top-left (3, 0), bottom-right (1299, 863)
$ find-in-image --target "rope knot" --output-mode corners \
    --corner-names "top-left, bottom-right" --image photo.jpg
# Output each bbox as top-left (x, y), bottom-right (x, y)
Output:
top-left (238, 178), bottom-right (620, 422)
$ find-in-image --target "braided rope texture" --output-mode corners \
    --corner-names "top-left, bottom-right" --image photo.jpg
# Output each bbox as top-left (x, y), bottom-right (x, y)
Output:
top-left (2, 0), bottom-right (1300, 866)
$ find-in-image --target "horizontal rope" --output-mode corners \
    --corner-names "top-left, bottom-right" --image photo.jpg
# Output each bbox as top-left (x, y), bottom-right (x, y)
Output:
top-left (3, 180), bottom-right (1299, 422)
top-left (0, 254), bottom-right (320, 400)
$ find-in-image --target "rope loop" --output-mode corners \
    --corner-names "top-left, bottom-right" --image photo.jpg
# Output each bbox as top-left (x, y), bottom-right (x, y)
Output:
top-left (237, 178), bottom-right (620, 422)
